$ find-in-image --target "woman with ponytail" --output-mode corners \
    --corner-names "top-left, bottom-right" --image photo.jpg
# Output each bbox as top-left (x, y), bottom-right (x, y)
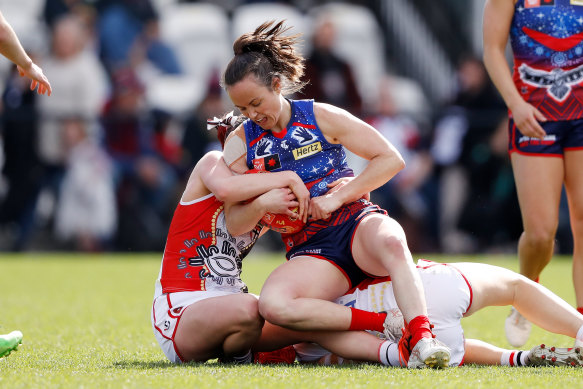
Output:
top-left (221, 21), bottom-right (451, 368)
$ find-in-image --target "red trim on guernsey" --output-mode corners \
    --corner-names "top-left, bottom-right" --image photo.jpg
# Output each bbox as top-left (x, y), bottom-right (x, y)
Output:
top-left (272, 127), bottom-right (287, 138)
top-left (310, 254), bottom-right (353, 289)
top-left (522, 26), bottom-right (583, 52)
top-left (249, 132), bottom-right (268, 147)
top-left (565, 146), bottom-right (583, 151)
top-left (292, 122), bottom-right (316, 129)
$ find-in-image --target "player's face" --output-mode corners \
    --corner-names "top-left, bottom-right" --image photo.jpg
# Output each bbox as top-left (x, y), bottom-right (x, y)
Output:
top-left (227, 75), bottom-right (282, 131)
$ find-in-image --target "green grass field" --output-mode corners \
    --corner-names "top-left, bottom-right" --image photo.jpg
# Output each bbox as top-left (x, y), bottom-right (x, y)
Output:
top-left (1, 253), bottom-right (582, 388)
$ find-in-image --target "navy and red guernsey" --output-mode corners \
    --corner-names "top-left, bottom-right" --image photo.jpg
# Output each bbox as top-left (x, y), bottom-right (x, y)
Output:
top-left (244, 99), bottom-right (354, 197)
top-left (511, 0), bottom-right (583, 121)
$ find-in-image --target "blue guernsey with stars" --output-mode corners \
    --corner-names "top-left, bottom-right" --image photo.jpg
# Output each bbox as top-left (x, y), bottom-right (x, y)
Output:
top-left (510, 0), bottom-right (583, 120)
top-left (244, 99), bottom-right (354, 197)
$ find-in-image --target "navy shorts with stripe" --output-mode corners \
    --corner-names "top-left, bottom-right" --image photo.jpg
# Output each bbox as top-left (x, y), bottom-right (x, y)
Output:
top-left (508, 118), bottom-right (583, 156)
top-left (285, 201), bottom-right (386, 288)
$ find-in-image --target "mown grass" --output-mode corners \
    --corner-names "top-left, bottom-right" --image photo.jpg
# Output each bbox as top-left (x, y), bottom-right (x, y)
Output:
top-left (0, 253), bottom-right (582, 388)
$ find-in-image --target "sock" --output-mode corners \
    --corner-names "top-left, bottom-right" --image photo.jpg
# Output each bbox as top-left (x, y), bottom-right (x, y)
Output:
top-left (407, 315), bottom-right (433, 349)
top-left (577, 307), bottom-right (583, 315)
top-left (349, 307), bottom-right (387, 331)
top-left (231, 350), bottom-right (253, 364)
top-left (500, 350), bottom-right (530, 367)
top-left (378, 340), bottom-right (404, 367)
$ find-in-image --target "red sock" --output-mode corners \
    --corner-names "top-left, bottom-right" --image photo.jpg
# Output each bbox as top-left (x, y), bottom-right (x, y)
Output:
top-left (348, 307), bottom-right (387, 331)
top-left (408, 315), bottom-right (433, 349)
top-left (577, 307), bottom-right (583, 315)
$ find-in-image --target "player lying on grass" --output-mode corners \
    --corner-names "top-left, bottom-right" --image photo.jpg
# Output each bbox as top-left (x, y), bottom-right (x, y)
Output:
top-left (281, 259), bottom-right (583, 367)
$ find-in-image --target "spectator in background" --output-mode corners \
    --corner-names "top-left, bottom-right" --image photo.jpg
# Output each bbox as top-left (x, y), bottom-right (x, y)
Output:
top-left (101, 68), bottom-right (177, 251)
top-left (0, 8), bottom-right (52, 251)
top-left (96, 0), bottom-right (181, 75)
top-left (181, 74), bottom-right (226, 177)
top-left (43, 0), bottom-right (97, 30)
top-left (299, 16), bottom-right (362, 115)
top-left (431, 55), bottom-right (508, 253)
top-left (366, 76), bottom-right (437, 252)
top-left (0, 65), bottom-right (42, 251)
top-left (34, 14), bottom-right (109, 238)
top-left (54, 117), bottom-right (116, 251)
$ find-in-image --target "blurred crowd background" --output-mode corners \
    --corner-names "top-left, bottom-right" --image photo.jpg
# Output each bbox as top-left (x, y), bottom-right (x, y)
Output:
top-left (0, 0), bottom-right (573, 254)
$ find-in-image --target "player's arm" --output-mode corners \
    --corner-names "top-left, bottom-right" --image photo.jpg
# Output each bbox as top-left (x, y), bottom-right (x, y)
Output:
top-left (224, 188), bottom-right (299, 236)
top-left (223, 126), bottom-right (309, 222)
top-left (482, 0), bottom-right (546, 138)
top-left (0, 11), bottom-right (51, 95)
top-left (310, 102), bottom-right (405, 219)
top-left (194, 150), bottom-right (309, 206)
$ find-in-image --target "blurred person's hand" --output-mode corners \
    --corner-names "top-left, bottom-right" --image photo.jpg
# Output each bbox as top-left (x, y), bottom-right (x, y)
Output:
top-left (17, 62), bottom-right (52, 96)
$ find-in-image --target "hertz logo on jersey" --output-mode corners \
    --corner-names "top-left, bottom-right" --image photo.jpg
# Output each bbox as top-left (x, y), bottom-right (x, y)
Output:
top-left (292, 142), bottom-right (322, 160)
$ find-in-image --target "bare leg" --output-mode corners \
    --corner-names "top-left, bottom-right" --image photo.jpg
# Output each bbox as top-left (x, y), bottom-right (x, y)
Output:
top-left (511, 154), bottom-right (563, 281)
top-left (564, 150), bottom-right (583, 308)
top-left (174, 293), bottom-right (263, 362)
top-left (457, 262), bottom-right (583, 337)
top-left (352, 214), bottom-right (427, 322)
top-left (258, 256), bottom-right (353, 330)
top-left (463, 339), bottom-right (506, 365)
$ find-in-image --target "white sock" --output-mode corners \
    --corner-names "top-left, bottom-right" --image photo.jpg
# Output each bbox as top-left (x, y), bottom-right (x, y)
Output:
top-left (500, 350), bottom-right (530, 367)
top-left (379, 341), bottom-right (404, 367)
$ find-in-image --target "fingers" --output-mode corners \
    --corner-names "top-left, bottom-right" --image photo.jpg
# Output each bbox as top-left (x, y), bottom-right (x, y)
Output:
top-left (300, 196), bottom-right (309, 223)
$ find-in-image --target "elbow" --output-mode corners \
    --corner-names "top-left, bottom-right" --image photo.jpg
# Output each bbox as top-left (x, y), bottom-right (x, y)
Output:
top-left (394, 154), bottom-right (406, 173)
top-left (212, 184), bottom-right (231, 202)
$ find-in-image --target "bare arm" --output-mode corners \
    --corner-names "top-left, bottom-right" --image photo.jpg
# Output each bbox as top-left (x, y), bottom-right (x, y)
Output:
top-left (310, 103), bottom-right (405, 219)
top-left (482, 0), bottom-right (545, 138)
top-left (186, 150), bottom-right (309, 206)
top-left (223, 125), bottom-right (310, 223)
top-left (224, 188), bottom-right (299, 236)
top-left (0, 11), bottom-right (51, 95)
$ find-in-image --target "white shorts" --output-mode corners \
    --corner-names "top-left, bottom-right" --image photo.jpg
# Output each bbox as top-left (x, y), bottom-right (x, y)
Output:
top-left (296, 260), bottom-right (472, 366)
top-left (151, 290), bottom-right (242, 363)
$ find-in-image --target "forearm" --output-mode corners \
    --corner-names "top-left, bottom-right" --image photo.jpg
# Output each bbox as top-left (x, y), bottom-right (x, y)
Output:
top-left (483, 47), bottom-right (522, 111)
top-left (225, 201), bottom-right (265, 236)
top-left (334, 152), bottom-right (404, 205)
top-left (211, 169), bottom-right (298, 203)
top-left (0, 18), bottom-right (33, 69)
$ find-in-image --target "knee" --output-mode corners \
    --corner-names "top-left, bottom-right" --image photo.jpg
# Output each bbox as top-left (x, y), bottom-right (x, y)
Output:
top-left (378, 233), bottom-right (410, 263)
top-left (523, 224), bottom-right (557, 246)
top-left (234, 295), bottom-right (264, 333)
top-left (258, 292), bottom-right (296, 327)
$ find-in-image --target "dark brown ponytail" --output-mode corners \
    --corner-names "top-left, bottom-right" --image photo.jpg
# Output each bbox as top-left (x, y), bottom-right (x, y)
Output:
top-left (222, 20), bottom-right (306, 95)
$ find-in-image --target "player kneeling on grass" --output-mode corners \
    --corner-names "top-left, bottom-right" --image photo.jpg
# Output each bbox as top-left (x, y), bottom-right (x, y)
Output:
top-left (293, 260), bottom-right (583, 367)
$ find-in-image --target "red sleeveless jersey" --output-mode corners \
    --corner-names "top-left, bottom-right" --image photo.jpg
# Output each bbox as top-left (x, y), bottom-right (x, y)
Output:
top-left (155, 193), bottom-right (260, 295)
